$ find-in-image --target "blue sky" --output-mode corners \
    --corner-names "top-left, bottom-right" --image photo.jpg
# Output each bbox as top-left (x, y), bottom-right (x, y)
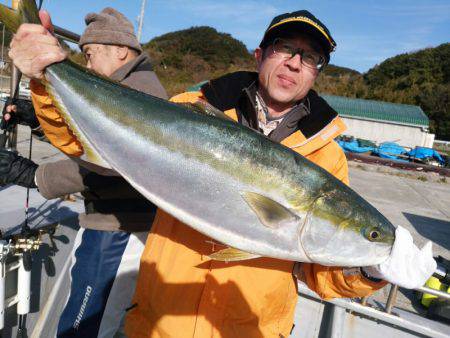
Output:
top-left (6, 0), bottom-right (450, 72)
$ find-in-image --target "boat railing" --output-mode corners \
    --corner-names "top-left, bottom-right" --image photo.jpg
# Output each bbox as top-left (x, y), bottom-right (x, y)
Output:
top-left (298, 282), bottom-right (450, 338)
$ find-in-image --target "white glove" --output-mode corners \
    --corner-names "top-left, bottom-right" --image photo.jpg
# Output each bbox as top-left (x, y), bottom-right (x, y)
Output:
top-left (362, 226), bottom-right (436, 289)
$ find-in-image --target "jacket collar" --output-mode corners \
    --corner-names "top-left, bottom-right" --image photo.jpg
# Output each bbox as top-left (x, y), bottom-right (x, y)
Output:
top-left (281, 116), bottom-right (346, 156)
top-left (201, 71), bottom-right (346, 155)
top-left (110, 52), bottom-right (153, 82)
top-left (239, 81), bottom-right (311, 142)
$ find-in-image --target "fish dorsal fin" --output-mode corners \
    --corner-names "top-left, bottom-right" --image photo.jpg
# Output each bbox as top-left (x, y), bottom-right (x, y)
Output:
top-left (0, 0), bottom-right (40, 33)
top-left (180, 99), bottom-right (235, 121)
top-left (242, 191), bottom-right (299, 229)
top-left (209, 247), bottom-right (261, 261)
top-left (45, 83), bottom-right (112, 169)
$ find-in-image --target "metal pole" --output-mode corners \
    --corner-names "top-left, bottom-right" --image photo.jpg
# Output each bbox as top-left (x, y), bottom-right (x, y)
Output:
top-left (360, 296), bottom-right (368, 306)
top-left (7, 0), bottom-right (20, 151)
top-left (385, 284), bottom-right (398, 314)
top-left (12, 3), bottom-right (28, 336)
top-left (137, 0), bottom-right (147, 42)
top-left (7, 66), bottom-right (21, 150)
top-left (0, 242), bottom-right (6, 331)
top-left (53, 25), bottom-right (80, 44)
top-left (298, 284), bottom-right (449, 338)
top-left (17, 254), bottom-right (31, 315)
top-left (416, 285), bottom-right (450, 300)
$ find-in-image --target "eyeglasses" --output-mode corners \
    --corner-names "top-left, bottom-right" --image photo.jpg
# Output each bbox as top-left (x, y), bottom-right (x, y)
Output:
top-left (271, 38), bottom-right (327, 70)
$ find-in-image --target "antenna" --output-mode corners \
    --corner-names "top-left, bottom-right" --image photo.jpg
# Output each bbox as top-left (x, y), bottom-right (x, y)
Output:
top-left (137, 0), bottom-right (147, 42)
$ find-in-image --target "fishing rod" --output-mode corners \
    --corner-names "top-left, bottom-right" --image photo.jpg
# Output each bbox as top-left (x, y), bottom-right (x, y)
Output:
top-left (433, 260), bottom-right (450, 285)
top-left (2, 4), bottom-right (30, 333)
top-left (53, 25), bottom-right (80, 44)
top-left (0, 1), bottom-right (78, 334)
top-left (0, 1), bottom-right (35, 336)
top-left (0, 61), bottom-right (21, 150)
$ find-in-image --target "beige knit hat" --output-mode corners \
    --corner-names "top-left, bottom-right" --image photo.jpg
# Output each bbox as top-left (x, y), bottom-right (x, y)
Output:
top-left (79, 7), bottom-right (142, 53)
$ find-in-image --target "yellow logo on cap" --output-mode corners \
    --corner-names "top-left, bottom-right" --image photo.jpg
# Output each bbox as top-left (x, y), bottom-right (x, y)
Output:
top-left (268, 16), bottom-right (336, 51)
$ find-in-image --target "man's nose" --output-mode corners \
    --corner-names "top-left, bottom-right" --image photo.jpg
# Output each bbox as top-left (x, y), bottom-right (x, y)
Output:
top-left (284, 53), bottom-right (302, 70)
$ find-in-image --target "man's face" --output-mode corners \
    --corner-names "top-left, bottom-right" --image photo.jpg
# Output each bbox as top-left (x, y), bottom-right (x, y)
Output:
top-left (82, 44), bottom-right (117, 77)
top-left (255, 35), bottom-right (322, 109)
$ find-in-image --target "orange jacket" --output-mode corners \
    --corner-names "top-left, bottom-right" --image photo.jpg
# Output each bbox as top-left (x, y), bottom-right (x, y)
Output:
top-left (124, 90), bottom-right (386, 337)
top-left (30, 80), bottom-right (84, 156)
top-left (30, 80), bottom-right (386, 338)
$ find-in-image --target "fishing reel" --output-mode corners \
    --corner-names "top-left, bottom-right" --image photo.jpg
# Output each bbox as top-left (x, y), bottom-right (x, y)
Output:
top-left (433, 257), bottom-right (450, 286)
top-left (0, 223), bottom-right (58, 331)
top-left (0, 223), bottom-right (57, 263)
top-left (11, 237), bottom-right (41, 253)
top-left (0, 233), bottom-right (41, 273)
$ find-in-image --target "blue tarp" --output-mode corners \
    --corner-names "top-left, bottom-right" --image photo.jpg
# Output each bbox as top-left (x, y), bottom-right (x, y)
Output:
top-left (338, 139), bottom-right (446, 165)
top-left (407, 147), bottom-right (445, 165)
top-left (337, 139), bottom-right (375, 153)
top-left (372, 142), bottom-right (409, 162)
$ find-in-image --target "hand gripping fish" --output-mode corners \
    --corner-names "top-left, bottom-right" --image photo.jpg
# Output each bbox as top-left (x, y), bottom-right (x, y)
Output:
top-left (0, 0), bottom-right (395, 266)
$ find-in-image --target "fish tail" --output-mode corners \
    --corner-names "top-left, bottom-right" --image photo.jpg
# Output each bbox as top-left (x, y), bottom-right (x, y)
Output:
top-left (0, 0), bottom-right (40, 33)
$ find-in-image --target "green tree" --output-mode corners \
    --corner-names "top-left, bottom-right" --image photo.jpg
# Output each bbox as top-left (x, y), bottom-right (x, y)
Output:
top-left (363, 43), bottom-right (450, 140)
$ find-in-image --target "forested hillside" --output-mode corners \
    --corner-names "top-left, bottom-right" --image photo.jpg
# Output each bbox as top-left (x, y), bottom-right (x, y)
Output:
top-left (144, 27), bottom-right (448, 140)
top-left (363, 44), bottom-right (449, 140)
top-left (1, 23), bottom-right (448, 140)
top-left (144, 27), bottom-right (363, 99)
top-left (143, 26), bottom-right (255, 95)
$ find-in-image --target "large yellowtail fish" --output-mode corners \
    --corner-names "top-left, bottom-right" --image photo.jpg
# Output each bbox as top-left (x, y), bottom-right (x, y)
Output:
top-left (0, 0), bottom-right (395, 266)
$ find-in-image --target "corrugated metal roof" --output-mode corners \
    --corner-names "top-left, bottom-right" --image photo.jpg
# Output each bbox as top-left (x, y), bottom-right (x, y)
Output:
top-left (322, 94), bottom-right (429, 127)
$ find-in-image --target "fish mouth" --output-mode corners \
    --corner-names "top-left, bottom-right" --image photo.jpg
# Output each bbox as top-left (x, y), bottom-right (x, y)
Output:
top-left (299, 212), bottom-right (393, 267)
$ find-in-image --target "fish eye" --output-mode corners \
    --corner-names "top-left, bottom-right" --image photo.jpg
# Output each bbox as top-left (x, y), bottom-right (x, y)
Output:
top-left (367, 229), bottom-right (381, 241)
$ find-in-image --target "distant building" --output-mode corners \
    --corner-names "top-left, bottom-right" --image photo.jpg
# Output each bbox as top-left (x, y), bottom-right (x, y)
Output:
top-left (323, 95), bottom-right (434, 148)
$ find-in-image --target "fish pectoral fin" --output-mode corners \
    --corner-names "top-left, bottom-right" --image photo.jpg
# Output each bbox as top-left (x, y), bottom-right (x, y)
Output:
top-left (45, 83), bottom-right (112, 169)
top-left (242, 191), bottom-right (299, 229)
top-left (209, 247), bottom-right (261, 261)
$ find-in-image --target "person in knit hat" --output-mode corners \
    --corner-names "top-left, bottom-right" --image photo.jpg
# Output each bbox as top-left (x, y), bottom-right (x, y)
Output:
top-left (77, 7), bottom-right (167, 97)
top-left (79, 7), bottom-right (143, 53)
top-left (4, 7), bottom-right (167, 337)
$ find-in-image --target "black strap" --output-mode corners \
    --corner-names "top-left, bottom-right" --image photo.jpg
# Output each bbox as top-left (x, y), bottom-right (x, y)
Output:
top-left (360, 267), bottom-right (382, 283)
top-left (0, 96), bottom-right (16, 129)
top-left (0, 97), bottom-right (17, 149)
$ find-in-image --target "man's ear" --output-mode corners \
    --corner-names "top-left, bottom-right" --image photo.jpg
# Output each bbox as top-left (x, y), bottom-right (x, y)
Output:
top-left (115, 46), bottom-right (129, 60)
top-left (254, 47), bottom-right (264, 71)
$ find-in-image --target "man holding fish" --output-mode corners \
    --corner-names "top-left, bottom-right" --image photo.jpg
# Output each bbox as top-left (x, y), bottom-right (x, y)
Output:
top-left (1, 2), bottom-right (436, 337)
